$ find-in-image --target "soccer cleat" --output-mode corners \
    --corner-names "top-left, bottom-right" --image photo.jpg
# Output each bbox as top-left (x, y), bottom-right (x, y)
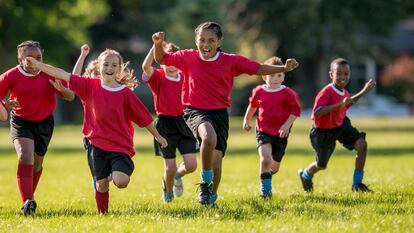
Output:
top-left (21, 199), bottom-right (37, 216)
top-left (352, 183), bottom-right (373, 193)
top-left (198, 182), bottom-right (213, 205)
top-left (298, 169), bottom-right (313, 192)
top-left (173, 178), bottom-right (184, 197)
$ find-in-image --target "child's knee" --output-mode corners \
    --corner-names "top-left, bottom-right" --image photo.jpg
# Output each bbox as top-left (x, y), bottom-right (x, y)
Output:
top-left (114, 179), bottom-right (129, 189)
top-left (185, 162), bottom-right (197, 173)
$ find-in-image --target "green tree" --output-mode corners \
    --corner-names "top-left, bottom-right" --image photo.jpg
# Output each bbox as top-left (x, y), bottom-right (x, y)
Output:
top-left (0, 0), bottom-right (109, 71)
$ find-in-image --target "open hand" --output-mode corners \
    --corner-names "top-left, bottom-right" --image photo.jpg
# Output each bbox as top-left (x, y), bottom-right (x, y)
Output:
top-left (278, 124), bottom-right (291, 138)
top-left (156, 135), bottom-right (168, 148)
top-left (362, 79), bottom-right (376, 94)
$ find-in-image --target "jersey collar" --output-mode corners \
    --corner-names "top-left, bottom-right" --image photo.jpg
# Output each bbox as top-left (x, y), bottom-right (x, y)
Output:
top-left (329, 83), bottom-right (345, 96)
top-left (100, 80), bottom-right (126, 91)
top-left (165, 73), bottom-right (181, 82)
top-left (262, 84), bottom-right (286, 92)
top-left (199, 51), bottom-right (220, 61)
top-left (17, 65), bottom-right (40, 77)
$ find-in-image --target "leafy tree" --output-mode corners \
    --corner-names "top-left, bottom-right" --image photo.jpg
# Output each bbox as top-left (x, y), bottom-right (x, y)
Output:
top-left (0, 0), bottom-right (109, 71)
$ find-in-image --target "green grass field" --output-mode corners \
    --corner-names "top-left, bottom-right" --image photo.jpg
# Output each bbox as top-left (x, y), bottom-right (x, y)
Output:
top-left (0, 117), bottom-right (413, 232)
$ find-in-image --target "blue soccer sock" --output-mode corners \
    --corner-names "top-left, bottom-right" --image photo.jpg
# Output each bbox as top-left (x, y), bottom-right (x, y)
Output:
top-left (200, 169), bottom-right (213, 184)
top-left (210, 193), bottom-right (218, 204)
top-left (302, 168), bottom-right (313, 180)
top-left (260, 173), bottom-right (272, 196)
top-left (163, 191), bottom-right (174, 203)
top-left (175, 171), bottom-right (184, 180)
top-left (353, 170), bottom-right (364, 186)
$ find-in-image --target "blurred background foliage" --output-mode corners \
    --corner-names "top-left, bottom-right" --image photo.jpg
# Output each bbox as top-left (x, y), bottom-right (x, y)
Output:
top-left (1, 0), bottom-right (414, 122)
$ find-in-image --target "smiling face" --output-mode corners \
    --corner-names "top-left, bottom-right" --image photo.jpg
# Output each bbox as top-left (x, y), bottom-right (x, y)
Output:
top-left (195, 28), bottom-right (222, 60)
top-left (329, 63), bottom-right (350, 89)
top-left (19, 47), bottom-right (43, 75)
top-left (99, 54), bottom-right (120, 83)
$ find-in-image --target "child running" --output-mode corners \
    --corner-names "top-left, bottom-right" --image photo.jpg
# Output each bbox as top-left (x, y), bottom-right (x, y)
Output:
top-left (243, 56), bottom-right (301, 198)
top-left (142, 43), bottom-right (197, 203)
top-left (298, 58), bottom-right (376, 193)
top-left (152, 21), bottom-right (299, 206)
top-left (26, 49), bottom-right (168, 214)
top-left (0, 40), bottom-right (75, 216)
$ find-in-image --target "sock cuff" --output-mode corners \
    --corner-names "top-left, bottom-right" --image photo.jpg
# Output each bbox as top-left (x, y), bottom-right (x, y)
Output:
top-left (260, 172), bottom-right (272, 180)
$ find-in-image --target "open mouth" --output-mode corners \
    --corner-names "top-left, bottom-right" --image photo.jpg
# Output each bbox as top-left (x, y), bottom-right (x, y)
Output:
top-left (104, 71), bottom-right (114, 76)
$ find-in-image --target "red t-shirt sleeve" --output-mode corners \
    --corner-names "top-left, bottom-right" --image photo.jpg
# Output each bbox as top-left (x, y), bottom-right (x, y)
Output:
top-left (0, 71), bottom-right (11, 100)
top-left (286, 89), bottom-right (301, 117)
top-left (127, 91), bottom-right (153, 127)
top-left (163, 50), bottom-right (186, 70)
top-left (249, 86), bottom-right (260, 108)
top-left (143, 68), bottom-right (162, 91)
top-left (312, 88), bottom-right (330, 113)
top-left (69, 74), bottom-right (90, 101)
top-left (232, 54), bottom-right (261, 77)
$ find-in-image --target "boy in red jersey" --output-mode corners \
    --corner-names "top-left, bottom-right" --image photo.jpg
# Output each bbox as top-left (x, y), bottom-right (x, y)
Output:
top-left (243, 56), bottom-right (301, 198)
top-left (142, 43), bottom-right (197, 203)
top-left (0, 40), bottom-right (75, 216)
top-left (27, 49), bottom-right (168, 214)
top-left (298, 58), bottom-right (376, 193)
top-left (152, 22), bottom-right (299, 206)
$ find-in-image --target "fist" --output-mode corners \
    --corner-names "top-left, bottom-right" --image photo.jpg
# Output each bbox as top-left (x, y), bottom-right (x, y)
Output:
top-left (285, 59), bottom-right (299, 71)
top-left (152, 32), bottom-right (165, 45)
top-left (81, 44), bottom-right (90, 55)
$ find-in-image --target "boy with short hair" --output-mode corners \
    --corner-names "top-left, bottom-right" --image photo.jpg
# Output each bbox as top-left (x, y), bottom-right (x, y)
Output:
top-left (299, 58), bottom-right (376, 193)
top-left (243, 56), bottom-right (301, 198)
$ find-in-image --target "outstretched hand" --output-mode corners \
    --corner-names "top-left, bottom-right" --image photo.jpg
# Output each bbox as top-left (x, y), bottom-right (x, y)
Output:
top-left (362, 79), bottom-right (376, 94)
top-left (285, 59), bottom-right (299, 72)
top-left (152, 32), bottom-right (165, 45)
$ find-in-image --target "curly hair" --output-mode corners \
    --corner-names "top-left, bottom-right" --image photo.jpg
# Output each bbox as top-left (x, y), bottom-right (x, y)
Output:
top-left (97, 49), bottom-right (139, 89)
top-left (83, 59), bottom-right (99, 77)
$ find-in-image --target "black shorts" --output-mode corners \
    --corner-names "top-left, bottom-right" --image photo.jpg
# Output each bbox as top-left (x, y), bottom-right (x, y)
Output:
top-left (154, 115), bottom-right (198, 159)
top-left (183, 106), bottom-right (229, 156)
top-left (9, 112), bottom-right (54, 156)
top-left (309, 117), bottom-right (366, 168)
top-left (256, 131), bottom-right (288, 162)
top-left (84, 138), bottom-right (135, 180)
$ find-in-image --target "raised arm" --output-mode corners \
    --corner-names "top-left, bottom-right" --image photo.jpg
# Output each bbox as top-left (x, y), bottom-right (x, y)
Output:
top-left (152, 32), bottom-right (166, 65)
top-left (256, 58), bottom-right (299, 75)
top-left (72, 44), bottom-right (90, 75)
top-left (26, 57), bottom-right (71, 82)
top-left (243, 105), bottom-right (258, 131)
top-left (142, 46), bottom-right (155, 77)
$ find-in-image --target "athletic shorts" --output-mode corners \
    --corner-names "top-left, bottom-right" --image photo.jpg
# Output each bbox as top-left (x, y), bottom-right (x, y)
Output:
top-left (84, 138), bottom-right (135, 180)
top-left (154, 115), bottom-right (198, 159)
top-left (309, 116), bottom-right (366, 168)
top-left (10, 112), bottom-right (54, 156)
top-left (183, 106), bottom-right (229, 156)
top-left (256, 130), bottom-right (288, 162)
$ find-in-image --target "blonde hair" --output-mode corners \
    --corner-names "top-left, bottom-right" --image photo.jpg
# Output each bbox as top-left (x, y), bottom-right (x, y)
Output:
top-left (97, 49), bottom-right (139, 89)
top-left (83, 59), bottom-right (99, 77)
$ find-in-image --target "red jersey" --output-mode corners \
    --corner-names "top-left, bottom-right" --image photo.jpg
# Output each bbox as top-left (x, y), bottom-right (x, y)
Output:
top-left (142, 68), bottom-right (184, 116)
top-left (163, 49), bottom-right (260, 110)
top-left (312, 84), bottom-right (350, 129)
top-left (0, 66), bottom-right (63, 121)
top-left (249, 85), bottom-right (301, 135)
top-left (69, 74), bottom-right (153, 157)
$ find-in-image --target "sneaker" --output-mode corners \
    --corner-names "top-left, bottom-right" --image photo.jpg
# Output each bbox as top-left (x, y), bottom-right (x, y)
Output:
top-left (173, 178), bottom-right (184, 197)
top-left (298, 169), bottom-right (313, 192)
top-left (198, 182), bottom-right (213, 205)
top-left (162, 177), bottom-right (174, 203)
top-left (352, 183), bottom-right (373, 193)
top-left (21, 199), bottom-right (37, 216)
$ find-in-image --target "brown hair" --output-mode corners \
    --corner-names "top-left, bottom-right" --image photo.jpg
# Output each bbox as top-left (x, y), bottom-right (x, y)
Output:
top-left (195, 22), bottom-right (223, 52)
top-left (264, 56), bottom-right (283, 66)
top-left (97, 49), bottom-right (139, 89)
top-left (163, 42), bottom-right (179, 53)
top-left (17, 40), bottom-right (43, 62)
